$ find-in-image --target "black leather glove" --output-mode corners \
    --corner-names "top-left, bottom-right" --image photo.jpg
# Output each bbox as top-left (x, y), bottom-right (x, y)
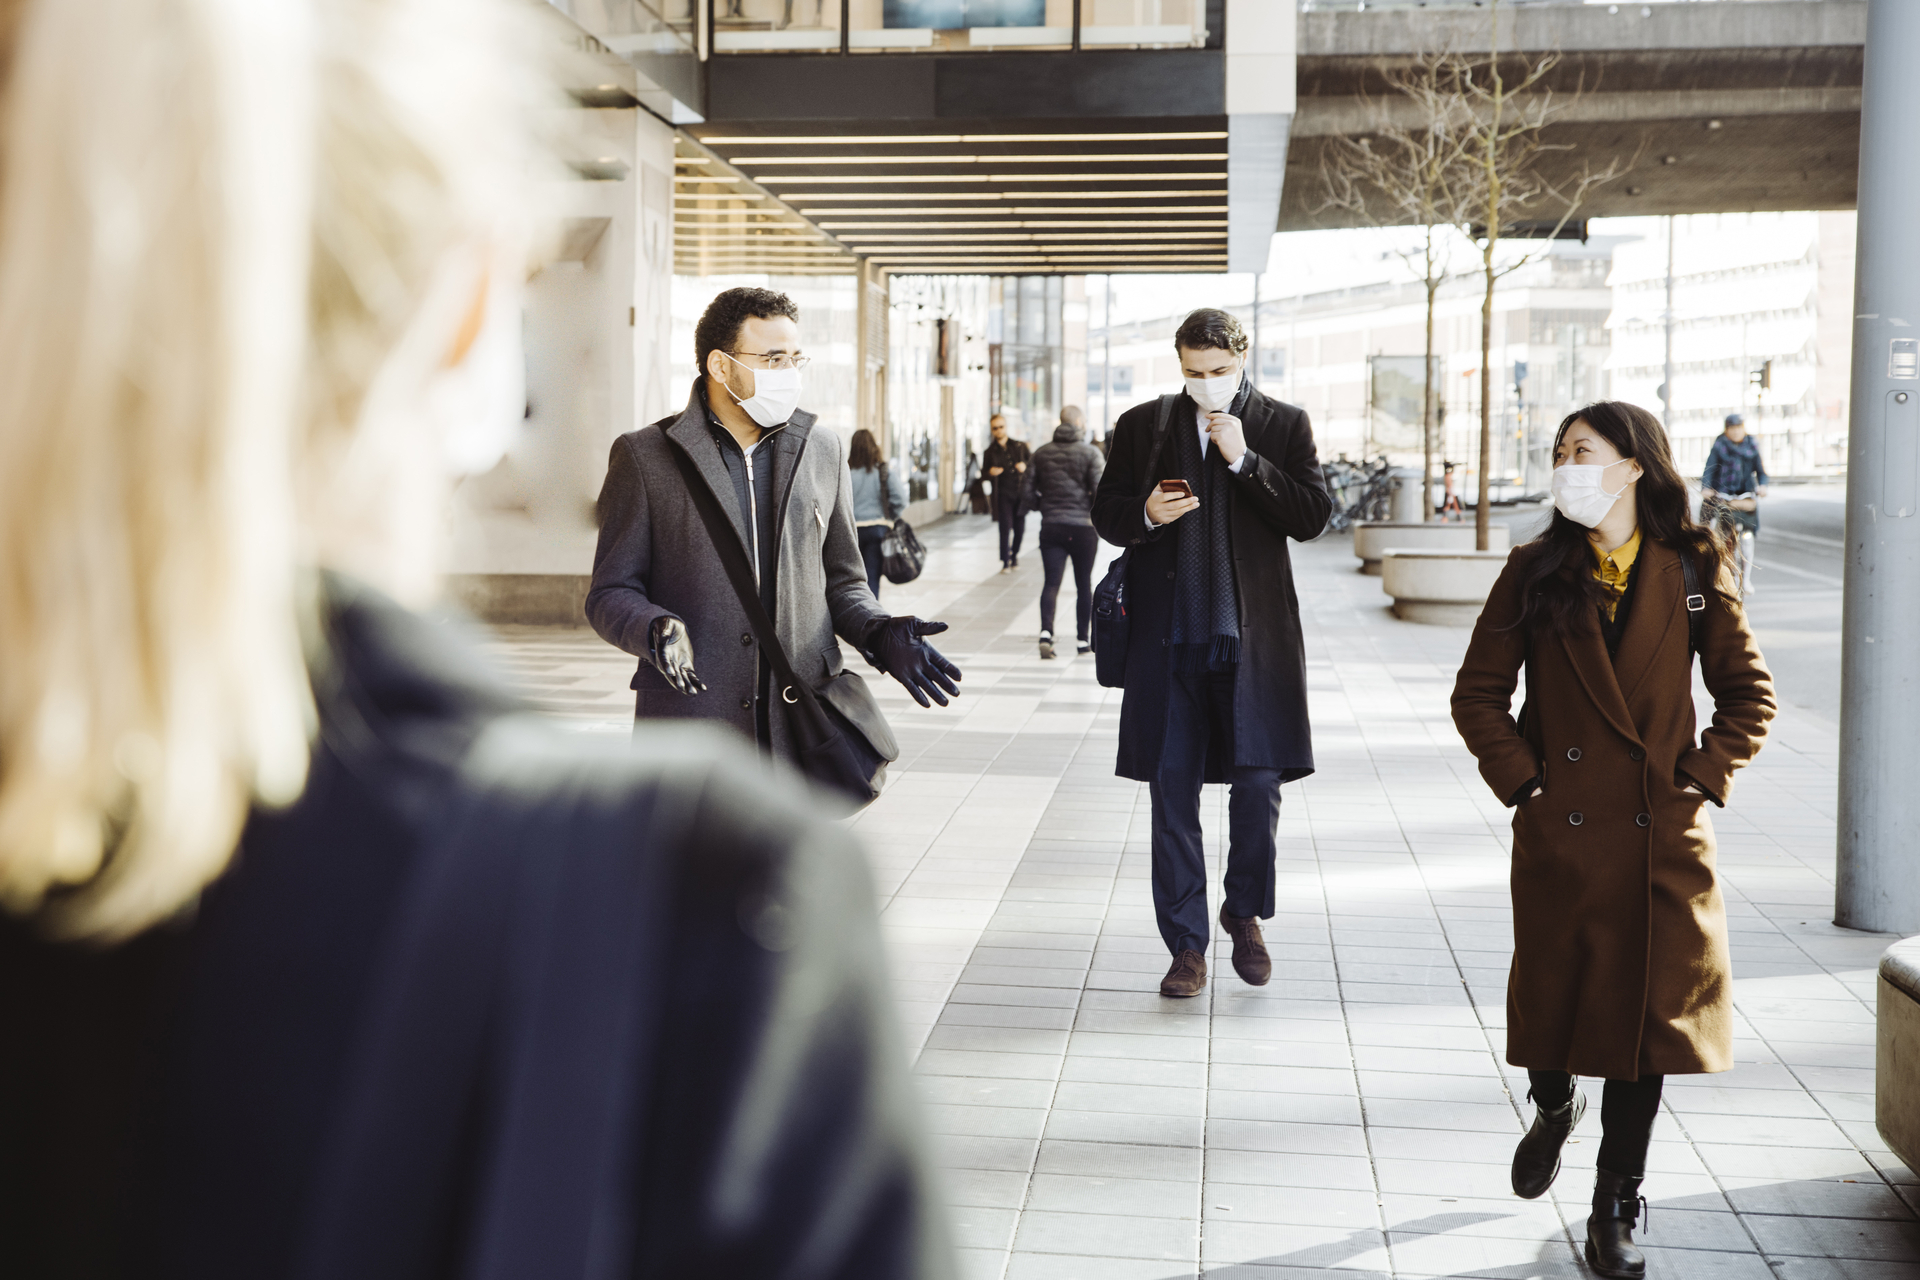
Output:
top-left (864, 617), bottom-right (962, 708)
top-left (648, 616), bottom-right (706, 696)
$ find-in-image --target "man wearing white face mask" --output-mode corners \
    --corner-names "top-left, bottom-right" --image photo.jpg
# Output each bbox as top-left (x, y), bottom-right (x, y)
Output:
top-left (1092, 308), bottom-right (1334, 999)
top-left (589, 287), bottom-right (962, 777)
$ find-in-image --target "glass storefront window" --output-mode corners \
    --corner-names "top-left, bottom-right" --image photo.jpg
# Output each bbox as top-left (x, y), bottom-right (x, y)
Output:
top-left (706, 0), bottom-right (1208, 52)
top-left (710, 0), bottom-right (844, 52)
top-left (888, 276), bottom-right (992, 513)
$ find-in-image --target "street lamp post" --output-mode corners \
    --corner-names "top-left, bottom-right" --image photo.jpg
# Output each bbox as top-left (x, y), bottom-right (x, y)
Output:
top-left (1837, 0), bottom-right (1920, 933)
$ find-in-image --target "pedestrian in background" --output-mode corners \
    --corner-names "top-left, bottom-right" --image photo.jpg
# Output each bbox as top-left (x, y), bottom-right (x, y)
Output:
top-left (983, 412), bottom-right (1031, 572)
top-left (848, 427), bottom-right (908, 597)
top-left (0, 3), bottom-right (951, 1276)
top-left (1031, 404), bottom-right (1104, 658)
top-left (1092, 308), bottom-right (1332, 1000)
top-left (1701, 411), bottom-right (1769, 595)
top-left (1453, 400), bottom-right (1774, 1280)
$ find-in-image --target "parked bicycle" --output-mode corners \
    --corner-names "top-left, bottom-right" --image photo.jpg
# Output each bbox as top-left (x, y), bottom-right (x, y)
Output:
top-left (1324, 454), bottom-right (1393, 533)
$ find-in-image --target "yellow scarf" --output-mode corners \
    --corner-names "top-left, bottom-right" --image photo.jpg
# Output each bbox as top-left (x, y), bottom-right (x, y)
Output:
top-left (1589, 527), bottom-right (1642, 622)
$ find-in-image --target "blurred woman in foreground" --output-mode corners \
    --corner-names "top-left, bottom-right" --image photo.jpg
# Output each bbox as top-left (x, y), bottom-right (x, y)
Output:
top-left (0, 2), bottom-right (947, 1277)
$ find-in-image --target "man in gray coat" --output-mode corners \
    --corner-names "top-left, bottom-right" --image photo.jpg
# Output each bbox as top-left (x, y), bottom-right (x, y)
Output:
top-left (588, 287), bottom-right (961, 763)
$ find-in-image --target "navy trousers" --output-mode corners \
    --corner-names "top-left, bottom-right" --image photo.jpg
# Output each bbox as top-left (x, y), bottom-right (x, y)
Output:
top-left (1147, 667), bottom-right (1281, 957)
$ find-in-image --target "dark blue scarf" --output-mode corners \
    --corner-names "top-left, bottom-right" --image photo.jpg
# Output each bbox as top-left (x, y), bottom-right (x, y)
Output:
top-left (1168, 378), bottom-right (1252, 673)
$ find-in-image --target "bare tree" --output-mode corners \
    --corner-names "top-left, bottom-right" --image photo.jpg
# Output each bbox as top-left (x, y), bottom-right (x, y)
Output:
top-left (1320, 0), bottom-right (1635, 545)
top-left (1448, 0), bottom-right (1635, 549)
top-left (1319, 51), bottom-right (1479, 522)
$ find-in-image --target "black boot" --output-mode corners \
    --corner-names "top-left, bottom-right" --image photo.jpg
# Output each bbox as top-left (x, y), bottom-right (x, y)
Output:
top-left (1510, 1084), bottom-right (1586, 1198)
top-left (1585, 1167), bottom-right (1648, 1279)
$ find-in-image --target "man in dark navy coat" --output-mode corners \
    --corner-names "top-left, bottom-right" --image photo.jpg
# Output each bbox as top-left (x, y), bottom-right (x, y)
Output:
top-left (1092, 309), bottom-right (1332, 998)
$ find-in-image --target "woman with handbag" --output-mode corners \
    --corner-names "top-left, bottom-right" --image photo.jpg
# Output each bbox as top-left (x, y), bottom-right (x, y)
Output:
top-left (1451, 401), bottom-right (1775, 1279)
top-left (848, 427), bottom-right (909, 596)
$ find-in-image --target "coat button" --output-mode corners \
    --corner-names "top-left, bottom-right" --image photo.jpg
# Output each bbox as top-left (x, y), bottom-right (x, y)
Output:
top-left (1630, 747), bottom-right (1646, 761)
top-left (740, 698), bottom-right (752, 710)
top-left (1566, 747), bottom-right (1582, 762)
top-left (1162, 638), bottom-right (1169, 646)
top-left (1167, 570), bottom-right (1176, 580)
top-left (1569, 812), bottom-right (1584, 826)
top-left (1636, 813), bottom-right (1651, 827)
top-left (741, 632), bottom-right (753, 646)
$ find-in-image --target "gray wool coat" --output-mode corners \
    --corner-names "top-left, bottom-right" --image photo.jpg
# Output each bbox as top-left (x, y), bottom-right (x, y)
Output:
top-left (586, 385), bottom-right (889, 762)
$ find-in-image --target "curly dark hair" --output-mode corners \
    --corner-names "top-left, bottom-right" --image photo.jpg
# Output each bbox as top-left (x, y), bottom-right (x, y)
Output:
top-left (1173, 307), bottom-right (1248, 356)
top-left (1510, 400), bottom-right (1732, 638)
top-left (694, 286), bottom-right (800, 375)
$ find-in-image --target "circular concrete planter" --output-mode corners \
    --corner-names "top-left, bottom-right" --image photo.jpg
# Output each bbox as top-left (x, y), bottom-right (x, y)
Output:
top-left (1353, 521), bottom-right (1509, 574)
top-left (1381, 549), bottom-right (1512, 625)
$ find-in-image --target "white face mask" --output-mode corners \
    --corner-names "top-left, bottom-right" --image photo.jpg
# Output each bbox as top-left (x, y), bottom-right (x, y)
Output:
top-left (1550, 457), bottom-right (1633, 528)
top-left (1183, 364), bottom-right (1243, 414)
top-left (720, 352), bottom-right (801, 428)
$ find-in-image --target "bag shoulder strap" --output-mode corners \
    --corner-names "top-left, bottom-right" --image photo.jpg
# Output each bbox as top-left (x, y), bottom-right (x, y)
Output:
top-left (1680, 547), bottom-right (1705, 659)
top-left (877, 461), bottom-right (897, 521)
top-left (668, 443), bottom-right (819, 709)
top-left (1139, 393), bottom-right (1180, 500)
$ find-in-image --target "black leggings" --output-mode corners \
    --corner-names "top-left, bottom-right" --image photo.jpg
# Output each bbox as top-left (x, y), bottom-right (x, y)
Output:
top-left (1038, 524), bottom-right (1099, 641)
top-left (1529, 1070), bottom-right (1664, 1177)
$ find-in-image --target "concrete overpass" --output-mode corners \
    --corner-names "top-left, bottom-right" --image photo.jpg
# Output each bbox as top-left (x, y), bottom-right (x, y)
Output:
top-left (1282, 0), bottom-right (1865, 232)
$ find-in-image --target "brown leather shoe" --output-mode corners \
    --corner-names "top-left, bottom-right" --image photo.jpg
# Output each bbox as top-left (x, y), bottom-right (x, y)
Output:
top-left (1219, 905), bottom-right (1272, 985)
top-left (1159, 948), bottom-right (1207, 998)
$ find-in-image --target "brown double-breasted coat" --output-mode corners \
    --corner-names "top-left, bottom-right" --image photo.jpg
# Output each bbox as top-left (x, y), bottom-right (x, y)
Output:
top-left (1451, 538), bottom-right (1775, 1079)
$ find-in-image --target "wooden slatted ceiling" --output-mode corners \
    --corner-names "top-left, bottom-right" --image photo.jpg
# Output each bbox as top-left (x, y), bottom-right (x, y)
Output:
top-left (673, 136), bottom-right (859, 276)
top-left (685, 126), bottom-right (1230, 275)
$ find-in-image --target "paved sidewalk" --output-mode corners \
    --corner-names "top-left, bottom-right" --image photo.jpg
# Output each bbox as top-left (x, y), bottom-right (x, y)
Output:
top-left (484, 513), bottom-right (1915, 1280)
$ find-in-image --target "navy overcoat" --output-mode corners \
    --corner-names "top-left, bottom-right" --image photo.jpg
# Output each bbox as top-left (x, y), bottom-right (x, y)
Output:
top-left (1091, 389), bottom-right (1333, 784)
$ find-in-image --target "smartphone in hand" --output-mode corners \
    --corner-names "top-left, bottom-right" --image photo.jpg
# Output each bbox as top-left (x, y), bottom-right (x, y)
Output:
top-left (1157, 479), bottom-right (1193, 499)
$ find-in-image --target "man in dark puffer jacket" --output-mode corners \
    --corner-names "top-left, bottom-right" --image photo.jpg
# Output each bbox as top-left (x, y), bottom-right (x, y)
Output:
top-left (1029, 406), bottom-right (1106, 658)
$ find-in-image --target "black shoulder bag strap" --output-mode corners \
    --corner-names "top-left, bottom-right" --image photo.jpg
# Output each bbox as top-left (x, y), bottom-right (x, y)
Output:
top-left (1680, 548), bottom-right (1705, 660)
top-left (878, 461), bottom-right (897, 522)
top-left (667, 443), bottom-right (830, 728)
top-left (1144, 393), bottom-right (1179, 496)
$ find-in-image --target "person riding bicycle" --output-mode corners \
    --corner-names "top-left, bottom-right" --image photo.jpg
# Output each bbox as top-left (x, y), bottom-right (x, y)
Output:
top-left (1701, 412), bottom-right (1768, 594)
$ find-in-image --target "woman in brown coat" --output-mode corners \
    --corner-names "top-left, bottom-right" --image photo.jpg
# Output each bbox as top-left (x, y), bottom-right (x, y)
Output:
top-left (1451, 402), bottom-right (1774, 1279)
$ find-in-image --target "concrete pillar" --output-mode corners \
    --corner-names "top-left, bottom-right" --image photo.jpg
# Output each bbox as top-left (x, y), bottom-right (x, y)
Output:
top-left (857, 260), bottom-right (889, 451)
top-left (442, 27), bottom-right (678, 625)
top-left (1224, 0), bottom-right (1294, 275)
top-left (1837, 0), bottom-right (1920, 933)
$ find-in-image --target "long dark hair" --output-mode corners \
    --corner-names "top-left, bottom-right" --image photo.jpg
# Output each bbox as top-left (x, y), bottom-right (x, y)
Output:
top-left (1512, 400), bottom-right (1730, 636)
top-left (848, 428), bottom-right (882, 472)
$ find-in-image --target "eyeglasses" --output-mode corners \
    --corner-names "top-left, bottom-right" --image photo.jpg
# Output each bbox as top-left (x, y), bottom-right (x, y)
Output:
top-left (728, 349), bottom-right (811, 371)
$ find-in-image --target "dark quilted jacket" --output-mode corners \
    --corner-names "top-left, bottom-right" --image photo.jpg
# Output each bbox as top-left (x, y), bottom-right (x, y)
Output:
top-left (1030, 422), bottom-right (1105, 526)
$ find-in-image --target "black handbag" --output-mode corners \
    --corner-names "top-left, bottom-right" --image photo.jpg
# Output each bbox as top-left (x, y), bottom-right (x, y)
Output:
top-left (669, 444), bottom-right (898, 812)
top-left (1091, 394), bottom-right (1180, 689)
top-left (877, 462), bottom-right (925, 584)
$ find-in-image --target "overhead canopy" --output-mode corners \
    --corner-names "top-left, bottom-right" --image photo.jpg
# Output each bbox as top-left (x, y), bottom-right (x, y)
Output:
top-left (687, 120), bottom-right (1232, 275)
top-left (674, 136), bottom-right (859, 276)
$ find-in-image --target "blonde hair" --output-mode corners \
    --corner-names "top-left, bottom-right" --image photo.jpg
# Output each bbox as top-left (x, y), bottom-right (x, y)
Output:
top-left (0, 0), bottom-right (529, 939)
